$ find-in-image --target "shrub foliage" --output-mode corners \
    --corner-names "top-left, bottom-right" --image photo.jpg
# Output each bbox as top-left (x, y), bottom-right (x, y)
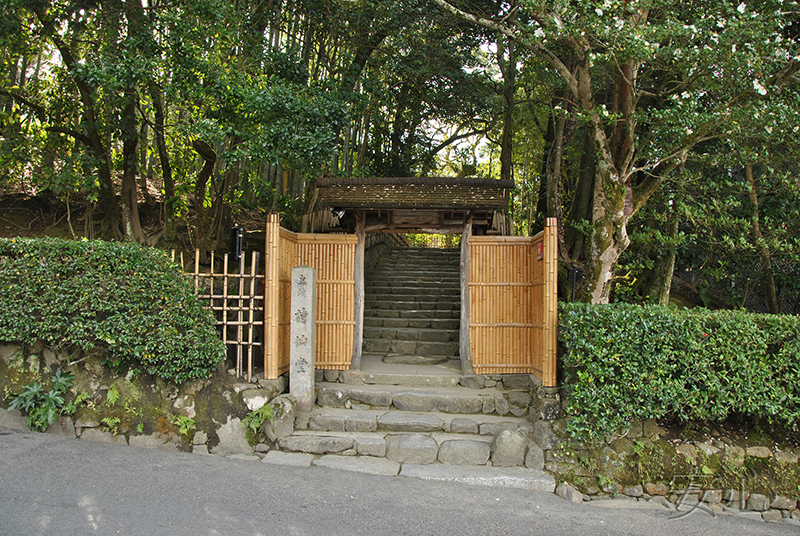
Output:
top-left (0, 237), bottom-right (224, 383)
top-left (559, 303), bottom-right (800, 442)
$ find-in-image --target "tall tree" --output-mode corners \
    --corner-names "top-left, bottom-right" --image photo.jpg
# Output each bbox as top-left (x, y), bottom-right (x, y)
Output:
top-left (430, 0), bottom-right (800, 302)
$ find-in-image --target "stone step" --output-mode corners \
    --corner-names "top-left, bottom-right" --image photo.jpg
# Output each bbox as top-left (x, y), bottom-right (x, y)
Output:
top-left (315, 382), bottom-right (532, 417)
top-left (276, 428), bottom-right (542, 469)
top-left (366, 309), bottom-right (461, 320)
top-left (363, 318), bottom-right (460, 330)
top-left (362, 339), bottom-right (459, 357)
top-left (381, 253), bottom-right (459, 262)
top-left (363, 327), bottom-right (459, 343)
top-left (364, 284), bottom-right (461, 294)
top-left (306, 407), bottom-right (532, 435)
top-left (365, 293), bottom-right (459, 304)
top-left (368, 274), bottom-right (459, 283)
top-left (364, 300), bottom-right (458, 311)
top-left (361, 367), bottom-right (462, 387)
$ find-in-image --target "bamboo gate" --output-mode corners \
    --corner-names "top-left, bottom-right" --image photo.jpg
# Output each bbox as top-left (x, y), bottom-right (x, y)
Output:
top-left (178, 215), bottom-right (557, 387)
top-left (467, 218), bottom-right (558, 386)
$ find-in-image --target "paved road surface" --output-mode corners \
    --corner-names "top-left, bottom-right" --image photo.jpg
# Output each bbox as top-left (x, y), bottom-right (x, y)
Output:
top-left (0, 426), bottom-right (795, 536)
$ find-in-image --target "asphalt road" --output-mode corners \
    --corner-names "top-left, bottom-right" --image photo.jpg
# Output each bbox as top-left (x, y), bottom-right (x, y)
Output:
top-left (0, 426), bottom-right (795, 536)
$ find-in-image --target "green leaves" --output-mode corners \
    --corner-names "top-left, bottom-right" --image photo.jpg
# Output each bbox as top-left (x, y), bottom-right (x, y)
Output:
top-left (0, 237), bottom-right (224, 383)
top-left (559, 302), bottom-right (800, 442)
top-left (7, 368), bottom-right (74, 433)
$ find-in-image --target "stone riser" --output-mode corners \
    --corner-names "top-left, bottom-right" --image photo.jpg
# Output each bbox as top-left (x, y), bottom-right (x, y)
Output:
top-left (277, 428), bottom-right (542, 469)
top-left (362, 339), bottom-right (458, 356)
top-left (365, 294), bottom-right (461, 304)
top-left (363, 327), bottom-right (458, 343)
top-left (365, 301), bottom-right (458, 311)
top-left (365, 280), bottom-right (461, 288)
top-left (364, 285), bottom-right (461, 295)
top-left (316, 383), bottom-right (531, 417)
top-left (367, 309), bottom-right (460, 320)
top-left (369, 264), bottom-right (459, 276)
top-left (363, 318), bottom-right (460, 330)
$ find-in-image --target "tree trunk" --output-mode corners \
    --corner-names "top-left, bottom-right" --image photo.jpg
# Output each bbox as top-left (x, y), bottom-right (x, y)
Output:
top-left (120, 88), bottom-right (146, 243)
top-left (656, 200), bottom-right (680, 306)
top-left (192, 140), bottom-right (217, 259)
top-left (497, 32), bottom-right (516, 184)
top-left (150, 84), bottom-right (176, 243)
top-left (745, 163), bottom-right (779, 314)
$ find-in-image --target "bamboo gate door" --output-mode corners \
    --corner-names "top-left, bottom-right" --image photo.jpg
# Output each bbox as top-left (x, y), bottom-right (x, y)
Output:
top-left (259, 214), bottom-right (557, 387)
top-left (466, 218), bottom-right (558, 387)
top-left (263, 213), bottom-right (358, 379)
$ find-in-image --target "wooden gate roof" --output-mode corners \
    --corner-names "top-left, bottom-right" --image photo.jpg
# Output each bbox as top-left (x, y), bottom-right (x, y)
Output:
top-left (307, 177), bottom-right (514, 234)
top-left (313, 176), bottom-right (514, 211)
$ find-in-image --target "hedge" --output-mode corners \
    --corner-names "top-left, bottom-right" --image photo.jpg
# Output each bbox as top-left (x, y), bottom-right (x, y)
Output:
top-left (559, 303), bottom-right (800, 442)
top-left (0, 237), bottom-right (224, 383)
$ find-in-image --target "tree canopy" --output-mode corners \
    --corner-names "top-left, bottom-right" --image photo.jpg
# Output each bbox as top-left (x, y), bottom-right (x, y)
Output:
top-left (2, 0), bottom-right (799, 308)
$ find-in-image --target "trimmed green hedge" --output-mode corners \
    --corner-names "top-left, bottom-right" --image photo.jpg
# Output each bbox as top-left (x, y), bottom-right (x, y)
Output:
top-left (559, 303), bottom-right (800, 442)
top-left (0, 237), bottom-right (224, 383)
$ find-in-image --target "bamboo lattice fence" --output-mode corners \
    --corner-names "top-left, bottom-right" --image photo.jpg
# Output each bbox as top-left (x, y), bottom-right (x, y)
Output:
top-left (171, 250), bottom-right (264, 381)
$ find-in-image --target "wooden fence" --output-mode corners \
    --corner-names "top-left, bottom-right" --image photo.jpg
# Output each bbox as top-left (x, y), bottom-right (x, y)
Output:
top-left (264, 213), bottom-right (357, 378)
top-left (468, 218), bottom-right (557, 386)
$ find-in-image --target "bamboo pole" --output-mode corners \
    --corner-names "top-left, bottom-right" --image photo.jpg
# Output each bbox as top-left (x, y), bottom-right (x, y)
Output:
top-left (247, 251), bottom-right (258, 381)
top-left (235, 253), bottom-right (244, 379)
top-left (542, 217), bottom-right (558, 387)
top-left (264, 213), bottom-right (281, 379)
top-left (222, 253), bottom-right (229, 361)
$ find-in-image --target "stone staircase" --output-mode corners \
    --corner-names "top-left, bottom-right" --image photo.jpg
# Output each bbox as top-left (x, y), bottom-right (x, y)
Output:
top-left (269, 364), bottom-right (547, 482)
top-left (362, 247), bottom-right (461, 365)
top-left (264, 248), bottom-right (550, 485)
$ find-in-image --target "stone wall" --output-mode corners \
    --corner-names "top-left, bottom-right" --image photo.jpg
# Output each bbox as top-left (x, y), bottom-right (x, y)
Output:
top-left (0, 341), bottom-right (289, 458)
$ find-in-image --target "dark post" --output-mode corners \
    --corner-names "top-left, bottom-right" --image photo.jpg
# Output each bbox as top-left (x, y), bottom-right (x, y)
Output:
top-left (568, 266), bottom-right (584, 302)
top-left (230, 226), bottom-right (243, 263)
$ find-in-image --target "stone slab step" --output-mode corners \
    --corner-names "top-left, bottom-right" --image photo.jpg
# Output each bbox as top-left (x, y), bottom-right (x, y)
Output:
top-left (364, 300), bottom-right (458, 311)
top-left (315, 383), bottom-right (532, 417)
top-left (364, 287), bottom-right (461, 297)
top-left (312, 454), bottom-right (400, 476)
top-left (367, 275), bottom-right (460, 283)
top-left (363, 318), bottom-right (461, 330)
top-left (278, 429), bottom-right (539, 468)
top-left (400, 465), bottom-right (555, 492)
top-left (361, 369), bottom-right (462, 387)
top-left (366, 294), bottom-right (459, 304)
top-left (361, 339), bottom-right (459, 357)
top-left (368, 274), bottom-right (458, 283)
top-left (306, 407), bottom-right (532, 436)
top-left (363, 327), bottom-right (458, 342)
top-left (366, 309), bottom-right (460, 320)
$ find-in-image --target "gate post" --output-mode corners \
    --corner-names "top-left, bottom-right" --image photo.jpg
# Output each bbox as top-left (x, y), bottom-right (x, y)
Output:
top-left (459, 217), bottom-right (473, 374)
top-left (350, 212), bottom-right (365, 371)
top-left (290, 266), bottom-right (317, 413)
top-left (542, 217), bottom-right (558, 387)
top-left (264, 213), bottom-right (281, 379)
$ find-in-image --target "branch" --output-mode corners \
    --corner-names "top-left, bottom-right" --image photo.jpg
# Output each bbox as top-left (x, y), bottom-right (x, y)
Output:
top-left (428, 126), bottom-right (490, 156)
top-left (428, 0), bottom-right (578, 96)
top-left (0, 88), bottom-right (47, 120)
top-left (46, 126), bottom-right (92, 147)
